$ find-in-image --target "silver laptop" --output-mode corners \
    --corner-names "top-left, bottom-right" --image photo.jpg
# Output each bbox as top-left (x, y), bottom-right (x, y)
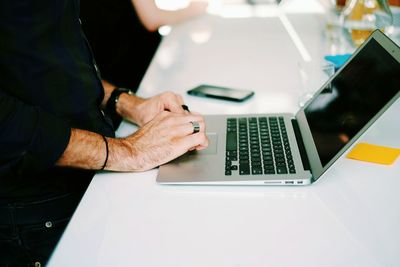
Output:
top-left (157, 30), bottom-right (400, 185)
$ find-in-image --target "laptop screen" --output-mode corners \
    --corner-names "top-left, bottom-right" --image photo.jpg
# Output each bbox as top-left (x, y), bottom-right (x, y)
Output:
top-left (304, 38), bottom-right (400, 167)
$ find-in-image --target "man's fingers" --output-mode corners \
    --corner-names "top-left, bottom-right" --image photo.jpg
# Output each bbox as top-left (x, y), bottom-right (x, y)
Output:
top-left (160, 91), bottom-right (186, 114)
top-left (177, 94), bottom-right (184, 106)
top-left (157, 132), bottom-right (208, 166)
top-left (178, 132), bottom-right (209, 152)
top-left (160, 113), bottom-right (206, 128)
top-left (166, 102), bottom-right (184, 114)
top-left (179, 114), bottom-right (205, 125)
top-left (195, 144), bottom-right (208, 151)
top-left (126, 108), bottom-right (209, 171)
top-left (168, 121), bottom-right (206, 137)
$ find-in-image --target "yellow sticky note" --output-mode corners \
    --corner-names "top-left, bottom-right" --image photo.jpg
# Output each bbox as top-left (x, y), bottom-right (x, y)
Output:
top-left (347, 143), bottom-right (400, 165)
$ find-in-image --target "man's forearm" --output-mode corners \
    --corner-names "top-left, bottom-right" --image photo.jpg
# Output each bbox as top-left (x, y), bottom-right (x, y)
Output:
top-left (55, 110), bottom-right (208, 173)
top-left (56, 128), bottom-right (107, 170)
top-left (100, 80), bottom-right (117, 109)
top-left (56, 128), bottom-right (138, 171)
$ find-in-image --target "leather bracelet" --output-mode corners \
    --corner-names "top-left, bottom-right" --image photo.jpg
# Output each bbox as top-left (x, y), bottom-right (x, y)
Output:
top-left (106, 87), bottom-right (134, 118)
top-left (100, 135), bottom-right (109, 170)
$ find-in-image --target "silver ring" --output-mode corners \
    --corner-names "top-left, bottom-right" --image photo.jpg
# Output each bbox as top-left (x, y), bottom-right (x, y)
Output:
top-left (190, 121), bottom-right (200, 134)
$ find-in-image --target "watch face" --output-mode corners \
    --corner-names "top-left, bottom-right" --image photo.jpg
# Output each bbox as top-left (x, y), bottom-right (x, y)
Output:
top-left (115, 88), bottom-right (131, 103)
top-left (117, 88), bottom-right (133, 95)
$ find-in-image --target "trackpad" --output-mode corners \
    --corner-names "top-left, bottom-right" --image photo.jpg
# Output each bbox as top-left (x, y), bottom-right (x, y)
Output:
top-left (192, 133), bottom-right (218, 155)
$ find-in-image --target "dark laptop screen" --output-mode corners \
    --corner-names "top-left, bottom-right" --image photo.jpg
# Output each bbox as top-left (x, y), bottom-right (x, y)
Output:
top-left (304, 38), bottom-right (400, 167)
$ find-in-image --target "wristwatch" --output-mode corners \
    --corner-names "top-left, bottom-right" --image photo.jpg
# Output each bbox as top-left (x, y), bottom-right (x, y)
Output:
top-left (106, 87), bottom-right (134, 117)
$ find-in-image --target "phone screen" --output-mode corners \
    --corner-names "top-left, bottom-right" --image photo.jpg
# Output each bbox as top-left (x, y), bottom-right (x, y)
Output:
top-left (187, 84), bottom-right (254, 102)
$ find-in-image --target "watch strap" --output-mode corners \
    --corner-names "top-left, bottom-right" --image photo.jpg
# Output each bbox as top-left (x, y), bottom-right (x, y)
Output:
top-left (106, 87), bottom-right (133, 116)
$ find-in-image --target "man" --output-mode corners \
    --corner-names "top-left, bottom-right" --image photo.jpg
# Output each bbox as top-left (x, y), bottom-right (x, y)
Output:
top-left (0, 0), bottom-right (208, 266)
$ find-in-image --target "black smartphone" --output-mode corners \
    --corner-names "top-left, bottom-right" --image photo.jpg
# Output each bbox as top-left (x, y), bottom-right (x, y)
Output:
top-left (187, 84), bottom-right (254, 102)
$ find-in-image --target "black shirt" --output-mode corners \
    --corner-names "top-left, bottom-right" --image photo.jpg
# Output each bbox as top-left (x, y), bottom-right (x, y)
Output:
top-left (0, 0), bottom-right (115, 203)
top-left (80, 0), bottom-right (161, 90)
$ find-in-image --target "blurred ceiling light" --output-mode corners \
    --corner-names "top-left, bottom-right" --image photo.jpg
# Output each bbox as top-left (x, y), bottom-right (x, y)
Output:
top-left (155, 0), bottom-right (188, 10)
top-left (158, 25), bottom-right (172, 36)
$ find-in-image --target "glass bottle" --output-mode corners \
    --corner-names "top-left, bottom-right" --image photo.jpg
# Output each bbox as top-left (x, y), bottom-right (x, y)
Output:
top-left (341, 0), bottom-right (393, 46)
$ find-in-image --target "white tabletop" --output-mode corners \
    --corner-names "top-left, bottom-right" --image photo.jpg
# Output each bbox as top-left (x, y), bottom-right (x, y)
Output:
top-left (49, 3), bottom-right (400, 267)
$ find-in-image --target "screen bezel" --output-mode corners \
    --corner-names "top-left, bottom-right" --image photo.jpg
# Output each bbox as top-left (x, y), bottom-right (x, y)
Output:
top-left (295, 30), bottom-right (400, 182)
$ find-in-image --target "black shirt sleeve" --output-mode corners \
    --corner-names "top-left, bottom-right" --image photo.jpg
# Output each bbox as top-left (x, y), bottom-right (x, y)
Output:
top-left (0, 90), bottom-right (71, 177)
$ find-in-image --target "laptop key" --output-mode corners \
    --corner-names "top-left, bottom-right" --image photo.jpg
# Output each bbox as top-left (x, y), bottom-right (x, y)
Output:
top-left (226, 132), bottom-right (237, 151)
top-left (239, 155), bottom-right (249, 160)
top-left (226, 151), bottom-right (237, 156)
top-left (277, 167), bottom-right (288, 174)
top-left (265, 170), bottom-right (275, 175)
top-left (264, 161), bottom-right (274, 166)
top-left (239, 168), bottom-right (250, 175)
top-left (239, 159), bottom-right (249, 165)
top-left (251, 161), bottom-right (262, 166)
top-left (252, 168), bottom-right (263, 175)
top-left (265, 166), bottom-right (275, 173)
top-left (240, 150), bottom-right (249, 156)
top-left (263, 156), bottom-right (273, 161)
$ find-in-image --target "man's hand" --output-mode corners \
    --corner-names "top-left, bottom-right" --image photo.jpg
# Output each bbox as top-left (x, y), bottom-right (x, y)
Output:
top-left (117, 91), bottom-right (186, 126)
top-left (108, 111), bottom-right (208, 171)
top-left (56, 111), bottom-right (208, 172)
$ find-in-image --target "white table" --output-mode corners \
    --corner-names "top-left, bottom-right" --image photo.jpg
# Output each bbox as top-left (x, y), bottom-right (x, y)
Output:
top-left (49, 3), bottom-right (400, 267)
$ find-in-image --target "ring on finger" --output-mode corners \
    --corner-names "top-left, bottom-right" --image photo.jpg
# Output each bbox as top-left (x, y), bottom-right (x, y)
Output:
top-left (190, 121), bottom-right (200, 134)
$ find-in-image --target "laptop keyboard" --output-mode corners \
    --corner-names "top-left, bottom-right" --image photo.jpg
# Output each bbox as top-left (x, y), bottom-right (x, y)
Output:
top-left (225, 116), bottom-right (296, 176)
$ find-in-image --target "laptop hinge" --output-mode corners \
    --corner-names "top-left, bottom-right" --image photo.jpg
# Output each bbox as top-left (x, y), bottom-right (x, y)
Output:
top-left (291, 119), bottom-right (310, 171)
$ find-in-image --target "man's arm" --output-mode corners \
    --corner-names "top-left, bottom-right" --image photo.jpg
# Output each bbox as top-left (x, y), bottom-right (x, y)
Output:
top-left (57, 111), bottom-right (208, 172)
top-left (100, 80), bottom-right (117, 109)
top-left (55, 129), bottom-right (106, 170)
top-left (0, 88), bottom-right (207, 174)
top-left (67, 80), bottom-right (207, 171)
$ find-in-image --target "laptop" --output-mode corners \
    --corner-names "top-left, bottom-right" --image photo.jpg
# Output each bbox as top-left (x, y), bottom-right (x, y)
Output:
top-left (157, 30), bottom-right (400, 185)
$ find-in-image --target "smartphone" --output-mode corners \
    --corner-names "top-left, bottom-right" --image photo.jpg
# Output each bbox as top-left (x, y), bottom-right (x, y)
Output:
top-left (187, 84), bottom-right (254, 102)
